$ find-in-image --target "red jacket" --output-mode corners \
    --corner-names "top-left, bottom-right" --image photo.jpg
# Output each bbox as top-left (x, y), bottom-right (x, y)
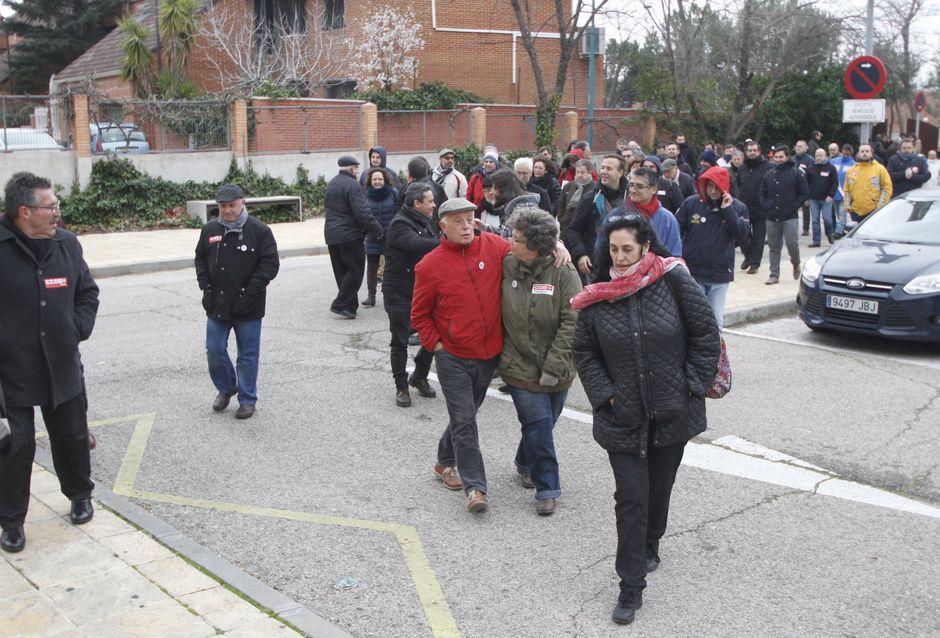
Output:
top-left (411, 232), bottom-right (509, 360)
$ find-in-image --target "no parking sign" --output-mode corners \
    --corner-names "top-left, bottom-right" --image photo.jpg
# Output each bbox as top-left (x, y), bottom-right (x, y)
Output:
top-left (844, 56), bottom-right (887, 100)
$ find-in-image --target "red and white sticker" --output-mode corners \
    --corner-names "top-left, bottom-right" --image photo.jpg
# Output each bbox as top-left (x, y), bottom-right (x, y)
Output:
top-left (208, 234), bottom-right (223, 244)
top-left (532, 283), bottom-right (555, 296)
top-left (44, 277), bottom-right (68, 289)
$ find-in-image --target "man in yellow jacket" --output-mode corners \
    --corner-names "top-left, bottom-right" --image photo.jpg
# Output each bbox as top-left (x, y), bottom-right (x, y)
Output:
top-left (844, 143), bottom-right (892, 221)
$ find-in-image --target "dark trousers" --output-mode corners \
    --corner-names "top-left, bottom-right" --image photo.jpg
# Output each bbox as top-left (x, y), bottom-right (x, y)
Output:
top-left (745, 217), bottom-right (767, 268)
top-left (801, 202), bottom-right (811, 232)
top-left (328, 240), bottom-right (365, 314)
top-left (0, 393), bottom-right (94, 528)
top-left (607, 439), bottom-right (686, 595)
top-left (383, 290), bottom-right (433, 390)
top-left (435, 350), bottom-right (498, 495)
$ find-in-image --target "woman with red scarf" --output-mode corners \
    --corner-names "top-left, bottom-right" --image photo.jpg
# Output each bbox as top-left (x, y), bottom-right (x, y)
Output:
top-left (571, 215), bottom-right (720, 626)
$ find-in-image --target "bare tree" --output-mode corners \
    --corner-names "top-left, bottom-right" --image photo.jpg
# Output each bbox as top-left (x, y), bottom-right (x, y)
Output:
top-left (195, 3), bottom-right (350, 97)
top-left (875, 0), bottom-right (925, 134)
top-left (508, 0), bottom-right (611, 147)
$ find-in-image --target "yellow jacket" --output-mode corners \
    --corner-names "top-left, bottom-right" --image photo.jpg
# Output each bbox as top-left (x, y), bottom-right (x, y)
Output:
top-left (844, 160), bottom-right (892, 216)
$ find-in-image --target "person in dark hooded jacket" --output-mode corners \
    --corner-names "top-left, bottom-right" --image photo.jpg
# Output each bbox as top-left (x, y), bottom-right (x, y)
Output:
top-left (675, 167), bottom-right (751, 329)
top-left (360, 146), bottom-right (401, 190)
top-left (362, 167), bottom-right (399, 307)
top-left (759, 145), bottom-right (809, 285)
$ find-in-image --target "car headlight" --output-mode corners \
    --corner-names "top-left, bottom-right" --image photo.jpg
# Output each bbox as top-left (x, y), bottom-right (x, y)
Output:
top-left (903, 273), bottom-right (940, 295)
top-left (801, 257), bottom-right (823, 283)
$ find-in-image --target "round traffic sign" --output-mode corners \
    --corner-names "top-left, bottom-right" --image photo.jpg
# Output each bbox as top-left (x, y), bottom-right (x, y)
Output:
top-left (844, 56), bottom-right (887, 100)
top-left (845, 55), bottom-right (888, 100)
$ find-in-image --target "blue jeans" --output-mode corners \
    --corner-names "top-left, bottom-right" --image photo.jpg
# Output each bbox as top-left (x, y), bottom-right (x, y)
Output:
top-left (508, 386), bottom-right (567, 500)
top-left (809, 199), bottom-right (835, 244)
top-left (833, 199), bottom-right (847, 236)
top-left (206, 317), bottom-right (262, 406)
top-left (698, 282), bottom-right (729, 331)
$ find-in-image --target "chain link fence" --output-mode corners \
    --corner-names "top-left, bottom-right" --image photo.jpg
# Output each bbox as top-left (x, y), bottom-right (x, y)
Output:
top-left (88, 98), bottom-right (231, 153)
top-left (0, 95), bottom-right (70, 151)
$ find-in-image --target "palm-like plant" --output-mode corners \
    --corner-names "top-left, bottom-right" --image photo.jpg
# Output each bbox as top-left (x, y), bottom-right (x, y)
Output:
top-left (159, 0), bottom-right (200, 80)
top-left (118, 15), bottom-right (154, 97)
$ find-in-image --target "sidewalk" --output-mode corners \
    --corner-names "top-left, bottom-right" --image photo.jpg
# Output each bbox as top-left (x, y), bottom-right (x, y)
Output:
top-left (2, 220), bottom-right (826, 636)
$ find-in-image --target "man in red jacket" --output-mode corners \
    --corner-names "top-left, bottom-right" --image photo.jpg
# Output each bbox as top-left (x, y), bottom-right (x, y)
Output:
top-left (411, 198), bottom-right (507, 513)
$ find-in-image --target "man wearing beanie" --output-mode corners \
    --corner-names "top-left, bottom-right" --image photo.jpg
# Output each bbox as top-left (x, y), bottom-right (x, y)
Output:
top-left (324, 155), bottom-right (385, 319)
top-left (699, 149), bottom-right (719, 176)
top-left (195, 184), bottom-right (280, 420)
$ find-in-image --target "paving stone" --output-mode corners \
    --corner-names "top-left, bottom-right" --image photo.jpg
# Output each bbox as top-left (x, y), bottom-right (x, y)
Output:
top-left (221, 614), bottom-right (304, 636)
top-left (78, 508), bottom-right (135, 541)
top-left (179, 585), bottom-right (267, 631)
top-left (45, 563), bottom-right (169, 627)
top-left (0, 559), bottom-right (35, 600)
top-left (74, 598), bottom-right (199, 638)
top-left (98, 530), bottom-right (174, 566)
top-left (0, 590), bottom-right (75, 636)
top-left (136, 555), bottom-right (219, 598)
top-left (8, 537), bottom-right (125, 589)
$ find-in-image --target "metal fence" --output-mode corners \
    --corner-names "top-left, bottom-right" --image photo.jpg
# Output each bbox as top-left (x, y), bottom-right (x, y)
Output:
top-left (88, 98), bottom-right (231, 153)
top-left (377, 110), bottom-right (472, 153)
top-left (0, 95), bottom-right (70, 152)
top-left (581, 116), bottom-right (648, 156)
top-left (247, 102), bottom-right (362, 154)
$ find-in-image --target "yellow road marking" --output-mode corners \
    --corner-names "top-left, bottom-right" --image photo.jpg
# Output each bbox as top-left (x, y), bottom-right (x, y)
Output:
top-left (105, 414), bottom-right (460, 638)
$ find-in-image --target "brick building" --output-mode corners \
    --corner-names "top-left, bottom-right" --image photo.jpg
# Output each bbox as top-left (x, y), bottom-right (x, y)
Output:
top-left (56, 0), bottom-right (604, 108)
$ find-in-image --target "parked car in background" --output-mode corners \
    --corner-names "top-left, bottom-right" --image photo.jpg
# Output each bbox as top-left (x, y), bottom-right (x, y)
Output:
top-left (798, 188), bottom-right (940, 341)
top-left (0, 128), bottom-right (64, 151)
top-left (90, 122), bottom-right (150, 154)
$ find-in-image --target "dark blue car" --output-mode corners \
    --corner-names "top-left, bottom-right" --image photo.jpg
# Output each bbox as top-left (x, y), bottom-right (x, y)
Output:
top-left (798, 188), bottom-right (940, 341)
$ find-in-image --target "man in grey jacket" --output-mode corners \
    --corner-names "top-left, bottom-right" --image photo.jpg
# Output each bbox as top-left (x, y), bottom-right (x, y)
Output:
top-left (324, 155), bottom-right (385, 319)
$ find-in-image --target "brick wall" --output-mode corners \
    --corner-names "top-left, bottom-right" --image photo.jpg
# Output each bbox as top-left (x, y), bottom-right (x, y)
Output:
top-left (247, 97), bottom-right (362, 153)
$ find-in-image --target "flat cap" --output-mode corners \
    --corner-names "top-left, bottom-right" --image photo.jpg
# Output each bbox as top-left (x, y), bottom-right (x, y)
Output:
top-left (439, 148), bottom-right (455, 157)
top-left (215, 183), bottom-right (245, 202)
top-left (661, 158), bottom-right (677, 170)
top-left (338, 155), bottom-right (360, 167)
top-left (437, 197), bottom-right (476, 216)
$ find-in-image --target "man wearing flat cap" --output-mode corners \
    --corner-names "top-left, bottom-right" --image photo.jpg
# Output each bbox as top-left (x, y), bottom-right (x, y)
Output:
top-left (195, 184), bottom-right (280, 420)
top-left (325, 155), bottom-right (385, 319)
top-left (432, 148), bottom-right (467, 200)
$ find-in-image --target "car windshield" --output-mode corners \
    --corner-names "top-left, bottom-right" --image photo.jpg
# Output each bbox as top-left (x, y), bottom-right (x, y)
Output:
top-left (101, 128), bottom-right (145, 143)
top-left (853, 196), bottom-right (940, 245)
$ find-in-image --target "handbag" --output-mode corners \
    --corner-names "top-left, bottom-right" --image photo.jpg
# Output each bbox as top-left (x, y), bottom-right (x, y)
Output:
top-left (663, 272), bottom-right (732, 399)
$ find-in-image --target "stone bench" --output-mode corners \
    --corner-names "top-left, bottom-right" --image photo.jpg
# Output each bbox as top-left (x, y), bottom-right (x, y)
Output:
top-left (186, 195), bottom-right (302, 224)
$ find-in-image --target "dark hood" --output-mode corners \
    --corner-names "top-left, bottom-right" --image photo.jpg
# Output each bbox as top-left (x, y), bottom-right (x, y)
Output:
top-left (368, 146), bottom-right (388, 168)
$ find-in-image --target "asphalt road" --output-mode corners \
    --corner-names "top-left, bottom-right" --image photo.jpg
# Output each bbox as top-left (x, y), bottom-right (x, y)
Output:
top-left (52, 255), bottom-right (940, 638)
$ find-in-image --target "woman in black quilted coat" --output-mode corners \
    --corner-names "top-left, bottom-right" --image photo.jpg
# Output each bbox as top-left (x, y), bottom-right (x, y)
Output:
top-left (571, 214), bottom-right (720, 625)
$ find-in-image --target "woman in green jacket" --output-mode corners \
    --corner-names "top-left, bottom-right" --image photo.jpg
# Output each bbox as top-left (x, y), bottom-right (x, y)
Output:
top-left (500, 201), bottom-right (582, 516)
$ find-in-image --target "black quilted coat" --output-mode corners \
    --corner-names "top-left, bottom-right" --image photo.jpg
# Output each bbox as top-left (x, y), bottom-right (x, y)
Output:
top-left (572, 267), bottom-right (720, 456)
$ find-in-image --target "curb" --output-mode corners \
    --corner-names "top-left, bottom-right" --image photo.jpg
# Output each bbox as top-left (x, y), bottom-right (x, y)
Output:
top-left (33, 447), bottom-right (353, 638)
top-left (90, 246), bottom-right (330, 279)
top-left (724, 296), bottom-right (799, 328)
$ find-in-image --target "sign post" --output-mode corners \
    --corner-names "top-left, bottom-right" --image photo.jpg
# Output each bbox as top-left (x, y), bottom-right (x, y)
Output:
top-left (844, 55), bottom-right (887, 144)
top-left (914, 90), bottom-right (926, 140)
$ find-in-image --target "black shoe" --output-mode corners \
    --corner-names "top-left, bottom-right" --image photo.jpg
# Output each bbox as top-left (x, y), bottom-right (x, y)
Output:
top-left (396, 388), bottom-right (412, 407)
top-left (70, 498), bottom-right (94, 525)
top-left (330, 308), bottom-right (356, 320)
top-left (408, 375), bottom-right (436, 398)
top-left (362, 293), bottom-right (376, 307)
top-left (808, 243), bottom-right (820, 248)
top-left (498, 384), bottom-right (510, 394)
top-left (235, 404), bottom-right (255, 419)
top-left (740, 260), bottom-right (750, 271)
top-left (408, 334), bottom-right (421, 346)
top-left (212, 390), bottom-right (236, 412)
top-left (833, 232), bottom-right (844, 240)
top-left (1, 525), bottom-right (25, 552)
top-left (612, 591), bottom-right (643, 625)
top-left (646, 556), bottom-right (661, 573)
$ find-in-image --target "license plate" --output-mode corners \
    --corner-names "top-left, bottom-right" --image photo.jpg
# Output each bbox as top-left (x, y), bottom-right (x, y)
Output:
top-left (826, 294), bottom-right (879, 314)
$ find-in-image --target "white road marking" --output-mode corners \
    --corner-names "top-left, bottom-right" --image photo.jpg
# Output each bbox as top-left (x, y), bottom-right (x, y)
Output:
top-left (421, 371), bottom-right (940, 520)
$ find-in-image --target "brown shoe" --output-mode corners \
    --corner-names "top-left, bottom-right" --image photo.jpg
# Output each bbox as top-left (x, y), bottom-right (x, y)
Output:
top-left (792, 262), bottom-right (801, 280)
top-left (746, 266), bottom-right (759, 275)
top-left (536, 498), bottom-right (556, 516)
top-left (740, 260), bottom-right (750, 271)
top-left (433, 464), bottom-right (463, 490)
top-left (88, 431), bottom-right (97, 450)
top-left (519, 473), bottom-right (535, 489)
top-left (765, 275), bottom-right (779, 285)
top-left (467, 490), bottom-right (488, 513)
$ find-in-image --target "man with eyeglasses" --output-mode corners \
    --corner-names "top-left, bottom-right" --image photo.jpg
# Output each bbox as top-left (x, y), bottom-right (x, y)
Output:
top-left (0, 172), bottom-right (100, 553)
top-left (610, 167), bottom-right (682, 258)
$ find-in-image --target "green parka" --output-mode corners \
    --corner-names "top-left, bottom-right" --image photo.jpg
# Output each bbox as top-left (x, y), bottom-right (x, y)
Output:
top-left (498, 254), bottom-right (582, 392)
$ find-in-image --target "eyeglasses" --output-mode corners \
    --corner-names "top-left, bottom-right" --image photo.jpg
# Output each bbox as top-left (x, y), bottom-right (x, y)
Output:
top-left (607, 213), bottom-right (642, 224)
top-left (30, 203), bottom-right (61, 212)
top-left (628, 182), bottom-right (652, 190)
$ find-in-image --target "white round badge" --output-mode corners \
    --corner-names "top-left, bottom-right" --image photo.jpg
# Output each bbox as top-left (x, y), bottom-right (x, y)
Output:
top-left (479, 261), bottom-right (485, 270)
top-left (512, 280), bottom-right (518, 288)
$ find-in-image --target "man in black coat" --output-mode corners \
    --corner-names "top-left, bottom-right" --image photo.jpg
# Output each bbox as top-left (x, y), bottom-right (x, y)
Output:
top-left (324, 155), bottom-right (385, 319)
top-left (383, 182), bottom-right (440, 408)
top-left (566, 154), bottom-right (628, 281)
top-left (759, 145), bottom-right (809, 285)
top-left (195, 184), bottom-right (280, 420)
top-left (735, 141), bottom-right (774, 274)
top-left (0, 172), bottom-right (99, 553)
top-left (805, 148), bottom-right (840, 246)
top-left (662, 159), bottom-right (694, 199)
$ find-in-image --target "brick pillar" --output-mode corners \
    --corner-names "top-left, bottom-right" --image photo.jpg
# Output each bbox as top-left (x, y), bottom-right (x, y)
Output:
top-left (470, 107), bottom-right (486, 149)
top-left (231, 99), bottom-right (248, 157)
top-left (73, 95), bottom-right (91, 158)
top-left (361, 102), bottom-right (377, 155)
top-left (645, 115), bottom-right (657, 149)
top-left (564, 111), bottom-right (579, 145)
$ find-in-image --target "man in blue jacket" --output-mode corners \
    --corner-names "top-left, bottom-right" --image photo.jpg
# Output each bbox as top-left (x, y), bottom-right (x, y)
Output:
top-left (675, 167), bottom-right (750, 329)
top-left (760, 145), bottom-right (809, 285)
top-left (887, 137), bottom-right (931, 198)
top-left (830, 144), bottom-right (856, 239)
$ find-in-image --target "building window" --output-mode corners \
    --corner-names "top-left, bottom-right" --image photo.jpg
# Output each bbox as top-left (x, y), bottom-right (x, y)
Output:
top-left (323, 0), bottom-right (344, 30)
top-left (254, 0), bottom-right (306, 51)
top-left (324, 79), bottom-right (356, 99)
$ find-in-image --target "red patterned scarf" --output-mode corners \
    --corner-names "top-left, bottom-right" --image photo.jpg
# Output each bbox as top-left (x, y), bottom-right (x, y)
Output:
top-left (571, 250), bottom-right (686, 310)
